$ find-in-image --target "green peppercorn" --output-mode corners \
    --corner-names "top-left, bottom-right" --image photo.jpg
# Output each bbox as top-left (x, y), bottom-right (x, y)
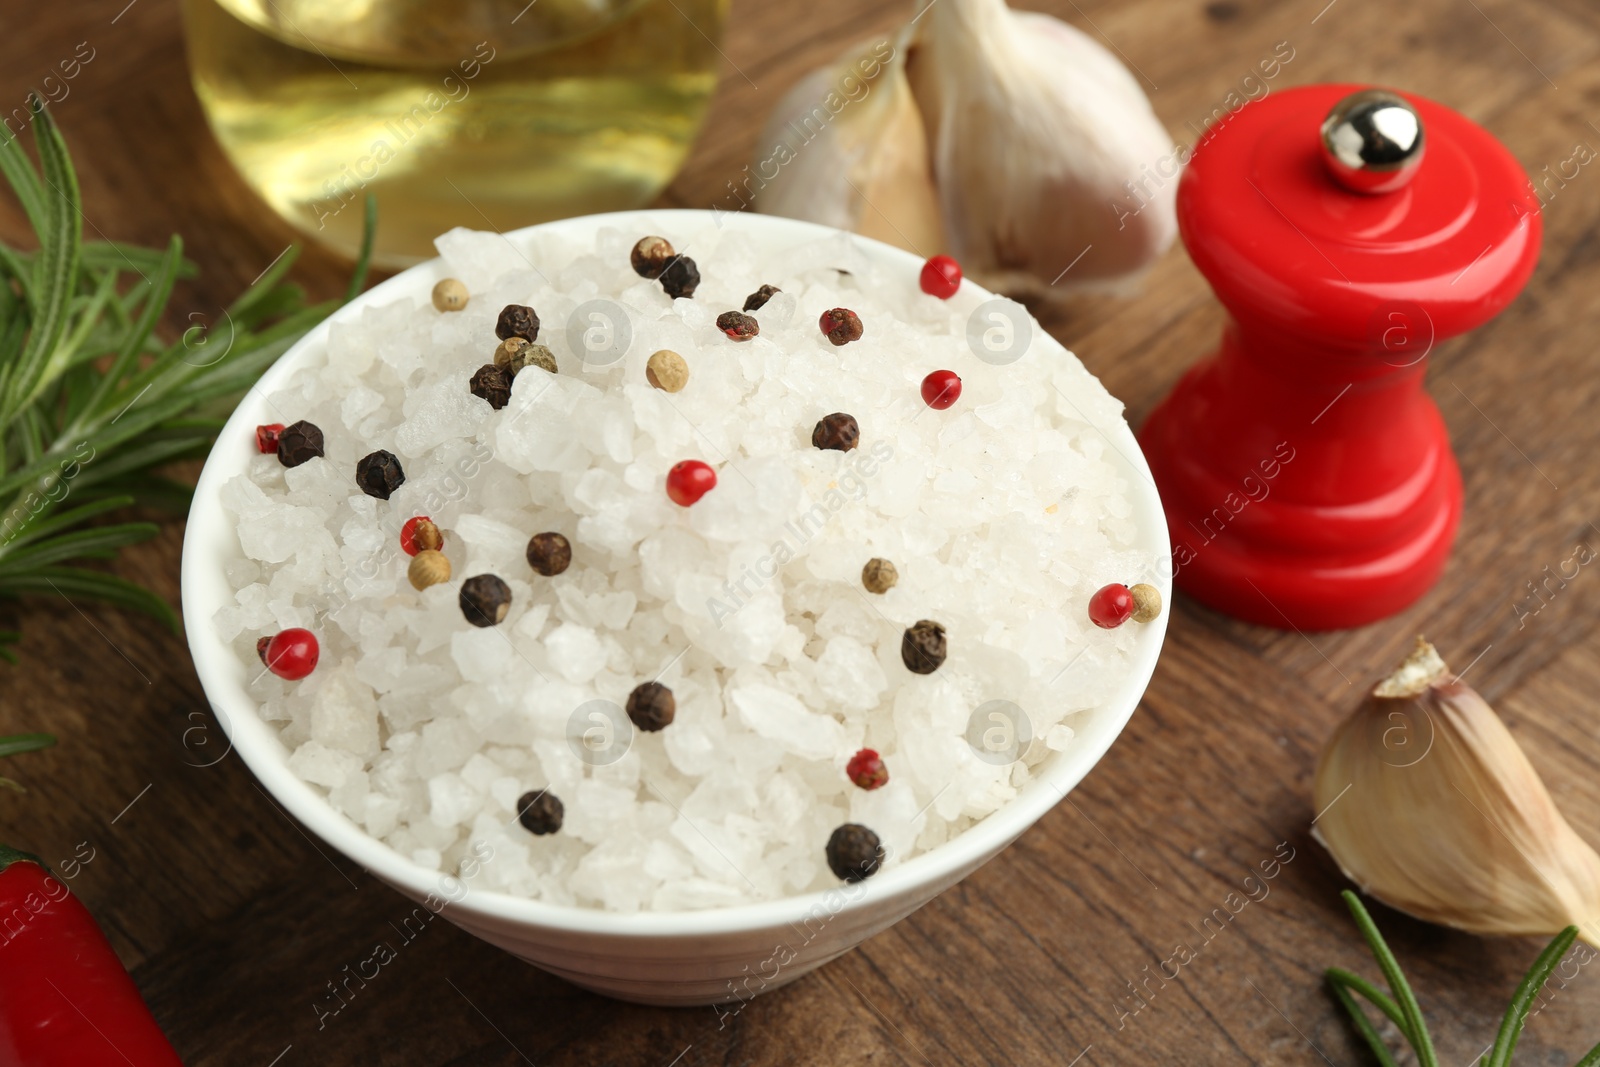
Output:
top-left (517, 344), bottom-right (558, 376)
top-left (862, 558), bottom-right (898, 594)
top-left (495, 337), bottom-right (558, 377)
top-left (493, 336), bottom-right (530, 371)
top-left (1130, 583), bottom-right (1163, 623)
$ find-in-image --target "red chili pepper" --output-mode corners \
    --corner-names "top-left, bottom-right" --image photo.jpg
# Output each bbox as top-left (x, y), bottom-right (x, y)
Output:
top-left (0, 845), bottom-right (184, 1066)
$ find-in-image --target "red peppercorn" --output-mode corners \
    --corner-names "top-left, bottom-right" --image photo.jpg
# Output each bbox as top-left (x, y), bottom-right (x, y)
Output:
top-left (716, 310), bottom-right (759, 341)
top-left (846, 749), bottom-right (889, 791)
top-left (261, 628), bottom-right (319, 679)
top-left (255, 423), bottom-right (285, 454)
top-left (921, 370), bottom-right (962, 409)
top-left (400, 515), bottom-right (441, 556)
top-left (1088, 583), bottom-right (1135, 629)
top-left (920, 255), bottom-right (962, 299)
top-left (666, 460), bottom-right (717, 506)
top-left (819, 307), bottom-right (864, 346)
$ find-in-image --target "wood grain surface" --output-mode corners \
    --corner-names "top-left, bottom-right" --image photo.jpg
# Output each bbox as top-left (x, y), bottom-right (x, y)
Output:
top-left (4, 0), bottom-right (1600, 1064)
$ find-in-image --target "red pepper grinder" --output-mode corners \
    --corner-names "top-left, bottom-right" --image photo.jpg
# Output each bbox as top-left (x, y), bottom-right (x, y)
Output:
top-left (1139, 84), bottom-right (1541, 630)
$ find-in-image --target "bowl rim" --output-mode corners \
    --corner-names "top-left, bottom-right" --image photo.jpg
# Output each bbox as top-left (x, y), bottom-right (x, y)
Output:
top-left (181, 208), bottom-right (1170, 938)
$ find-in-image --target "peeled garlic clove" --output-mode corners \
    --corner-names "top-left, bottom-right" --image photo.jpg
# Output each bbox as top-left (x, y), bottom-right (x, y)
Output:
top-left (750, 30), bottom-right (947, 256)
top-left (1314, 636), bottom-right (1600, 943)
top-left (906, 0), bottom-right (1176, 293)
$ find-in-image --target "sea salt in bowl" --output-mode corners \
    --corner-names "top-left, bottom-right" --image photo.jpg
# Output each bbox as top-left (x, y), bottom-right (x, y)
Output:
top-left (182, 210), bottom-right (1169, 1006)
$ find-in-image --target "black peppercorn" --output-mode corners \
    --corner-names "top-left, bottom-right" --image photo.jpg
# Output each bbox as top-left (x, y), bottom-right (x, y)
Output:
top-left (825, 823), bottom-right (885, 882)
top-left (459, 574), bottom-right (512, 627)
top-left (820, 307), bottom-right (864, 346)
top-left (470, 364), bottom-right (512, 410)
top-left (743, 284), bottom-right (780, 312)
top-left (631, 235), bottom-right (675, 279)
top-left (716, 310), bottom-right (759, 342)
top-left (495, 303), bottom-right (540, 342)
top-left (517, 790), bottom-right (563, 835)
top-left (812, 412), bottom-right (860, 452)
top-left (626, 681), bottom-right (676, 732)
top-left (354, 449), bottom-right (405, 500)
top-left (276, 420), bottom-right (324, 468)
top-left (902, 620), bottom-right (947, 674)
top-left (658, 255), bottom-right (700, 299)
top-left (526, 532), bottom-right (572, 577)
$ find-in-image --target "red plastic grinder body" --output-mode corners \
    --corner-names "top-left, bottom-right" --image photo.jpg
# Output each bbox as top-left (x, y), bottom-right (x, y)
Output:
top-left (1139, 84), bottom-right (1541, 630)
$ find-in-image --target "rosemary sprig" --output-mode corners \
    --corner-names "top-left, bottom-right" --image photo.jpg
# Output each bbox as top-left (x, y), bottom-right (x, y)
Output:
top-left (0, 731), bottom-right (53, 791)
top-left (1329, 890), bottom-right (1600, 1066)
top-left (0, 96), bottom-right (373, 661)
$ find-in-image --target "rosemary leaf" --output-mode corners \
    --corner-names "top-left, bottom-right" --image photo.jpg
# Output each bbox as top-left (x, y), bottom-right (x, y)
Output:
top-left (1340, 890), bottom-right (1440, 1067)
top-left (70, 435), bottom-right (215, 490)
top-left (81, 235), bottom-right (184, 415)
top-left (75, 241), bottom-right (197, 276)
top-left (98, 474), bottom-right (192, 513)
top-left (0, 496), bottom-right (134, 554)
top-left (347, 192), bottom-right (377, 304)
top-left (1332, 894), bottom-right (1600, 1067)
top-left (0, 99), bottom-right (373, 657)
top-left (1329, 980), bottom-right (1402, 1067)
top-left (1325, 967), bottom-right (1408, 1035)
top-left (1487, 925), bottom-right (1580, 1067)
top-left (0, 730), bottom-right (55, 789)
top-left (0, 101), bottom-right (47, 236)
top-left (0, 567), bottom-right (179, 632)
top-left (0, 732), bottom-right (56, 758)
top-left (0, 522), bottom-right (159, 573)
top-left (1, 98), bottom-right (80, 422)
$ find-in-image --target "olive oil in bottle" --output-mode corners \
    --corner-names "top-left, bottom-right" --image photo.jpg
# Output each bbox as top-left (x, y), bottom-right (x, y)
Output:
top-left (182, 0), bottom-right (726, 265)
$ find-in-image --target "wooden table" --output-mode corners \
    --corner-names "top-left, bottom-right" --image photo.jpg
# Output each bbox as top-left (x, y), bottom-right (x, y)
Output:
top-left (6, 0), bottom-right (1600, 1063)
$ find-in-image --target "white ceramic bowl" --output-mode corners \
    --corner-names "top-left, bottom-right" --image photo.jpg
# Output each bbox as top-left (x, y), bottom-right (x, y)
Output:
top-left (181, 209), bottom-right (1169, 1007)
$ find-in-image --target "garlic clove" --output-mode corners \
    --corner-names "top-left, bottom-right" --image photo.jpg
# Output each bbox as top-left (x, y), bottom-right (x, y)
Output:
top-left (904, 0), bottom-right (1176, 293)
top-left (1314, 636), bottom-right (1600, 943)
top-left (750, 30), bottom-right (946, 256)
top-left (751, 0), bottom-right (1177, 295)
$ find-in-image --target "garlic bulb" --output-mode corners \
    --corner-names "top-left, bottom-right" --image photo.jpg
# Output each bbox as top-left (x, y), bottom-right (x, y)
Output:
top-left (1313, 637), bottom-right (1600, 943)
top-left (749, 0), bottom-right (1177, 295)
top-left (746, 29), bottom-right (946, 256)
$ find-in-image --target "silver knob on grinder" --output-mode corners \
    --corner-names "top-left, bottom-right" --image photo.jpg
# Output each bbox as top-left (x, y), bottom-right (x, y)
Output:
top-left (1321, 89), bottom-right (1425, 194)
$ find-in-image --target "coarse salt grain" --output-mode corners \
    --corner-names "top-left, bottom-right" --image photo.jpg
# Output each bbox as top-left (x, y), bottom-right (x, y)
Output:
top-left (217, 223), bottom-right (1153, 911)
